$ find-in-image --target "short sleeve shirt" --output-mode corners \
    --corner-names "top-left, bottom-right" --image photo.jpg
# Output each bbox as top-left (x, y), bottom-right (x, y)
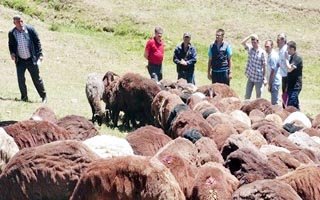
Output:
top-left (267, 50), bottom-right (281, 85)
top-left (145, 37), bottom-right (164, 65)
top-left (287, 53), bottom-right (303, 90)
top-left (278, 44), bottom-right (288, 77)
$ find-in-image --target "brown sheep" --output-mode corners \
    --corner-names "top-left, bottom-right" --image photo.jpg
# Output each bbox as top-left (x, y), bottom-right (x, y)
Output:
top-left (57, 115), bottom-right (98, 141)
top-left (125, 125), bottom-right (172, 156)
top-left (224, 147), bottom-right (279, 185)
top-left (102, 71), bottom-right (120, 123)
top-left (70, 156), bottom-right (185, 200)
top-left (194, 137), bottom-right (224, 165)
top-left (278, 165), bottom-right (320, 200)
top-left (189, 162), bottom-right (239, 200)
top-left (197, 83), bottom-right (238, 98)
top-left (4, 120), bottom-right (72, 149)
top-left (170, 110), bottom-right (214, 140)
top-left (151, 90), bottom-right (172, 126)
top-left (108, 73), bottom-right (161, 127)
top-left (232, 179), bottom-right (301, 200)
top-left (241, 98), bottom-right (273, 115)
top-left (312, 113), bottom-right (320, 129)
top-left (267, 151), bottom-right (301, 176)
top-left (29, 106), bottom-right (57, 123)
top-left (0, 140), bottom-right (99, 200)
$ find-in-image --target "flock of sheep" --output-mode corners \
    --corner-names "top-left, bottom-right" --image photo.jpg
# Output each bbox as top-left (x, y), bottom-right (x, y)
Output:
top-left (0, 71), bottom-right (320, 199)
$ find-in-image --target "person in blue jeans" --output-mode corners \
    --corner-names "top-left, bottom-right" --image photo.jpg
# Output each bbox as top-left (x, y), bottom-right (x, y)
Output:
top-left (173, 32), bottom-right (197, 84)
top-left (285, 41), bottom-right (303, 110)
top-left (207, 29), bottom-right (233, 85)
top-left (265, 40), bottom-right (281, 105)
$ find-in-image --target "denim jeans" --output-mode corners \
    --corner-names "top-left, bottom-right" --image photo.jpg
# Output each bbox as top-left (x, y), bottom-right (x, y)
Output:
top-left (245, 79), bottom-right (263, 99)
top-left (147, 63), bottom-right (162, 81)
top-left (287, 89), bottom-right (301, 110)
top-left (271, 84), bottom-right (280, 105)
top-left (178, 71), bottom-right (195, 84)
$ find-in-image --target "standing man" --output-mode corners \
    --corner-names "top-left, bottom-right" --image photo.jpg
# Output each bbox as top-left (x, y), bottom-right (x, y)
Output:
top-left (241, 34), bottom-right (267, 99)
top-left (8, 15), bottom-right (47, 103)
top-left (144, 26), bottom-right (165, 81)
top-left (173, 32), bottom-right (197, 84)
top-left (277, 33), bottom-right (288, 107)
top-left (285, 41), bottom-right (303, 110)
top-left (207, 29), bottom-right (233, 85)
top-left (265, 40), bottom-right (281, 105)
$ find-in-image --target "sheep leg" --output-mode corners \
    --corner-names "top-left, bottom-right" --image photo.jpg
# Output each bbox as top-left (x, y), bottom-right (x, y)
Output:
top-left (89, 103), bottom-right (96, 123)
top-left (111, 108), bottom-right (120, 127)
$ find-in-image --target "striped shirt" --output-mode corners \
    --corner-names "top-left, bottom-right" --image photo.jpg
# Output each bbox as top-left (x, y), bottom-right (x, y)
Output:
top-left (245, 46), bottom-right (267, 82)
top-left (13, 26), bottom-right (31, 59)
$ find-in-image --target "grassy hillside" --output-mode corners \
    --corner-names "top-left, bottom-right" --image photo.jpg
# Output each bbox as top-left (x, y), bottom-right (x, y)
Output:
top-left (1, 0), bottom-right (320, 135)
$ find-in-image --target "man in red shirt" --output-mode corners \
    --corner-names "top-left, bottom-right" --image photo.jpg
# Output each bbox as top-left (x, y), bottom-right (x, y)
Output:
top-left (144, 27), bottom-right (164, 81)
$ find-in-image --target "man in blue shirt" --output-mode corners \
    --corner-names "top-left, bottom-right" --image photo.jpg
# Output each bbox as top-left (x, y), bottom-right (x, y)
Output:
top-left (173, 32), bottom-right (197, 84)
top-left (207, 29), bottom-right (232, 85)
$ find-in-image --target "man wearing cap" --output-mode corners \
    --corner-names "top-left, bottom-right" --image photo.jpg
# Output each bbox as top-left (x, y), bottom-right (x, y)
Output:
top-left (173, 32), bottom-right (197, 84)
top-left (241, 34), bottom-right (267, 99)
top-left (144, 26), bottom-right (165, 81)
top-left (277, 33), bottom-right (288, 107)
top-left (8, 15), bottom-right (47, 103)
top-left (207, 29), bottom-right (233, 85)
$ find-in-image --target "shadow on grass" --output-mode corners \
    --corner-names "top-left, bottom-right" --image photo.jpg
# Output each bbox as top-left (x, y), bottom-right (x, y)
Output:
top-left (0, 96), bottom-right (39, 103)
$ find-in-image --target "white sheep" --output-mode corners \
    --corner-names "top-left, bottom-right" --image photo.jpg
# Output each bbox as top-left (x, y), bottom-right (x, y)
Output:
top-left (82, 134), bottom-right (134, 158)
top-left (0, 127), bottom-right (19, 173)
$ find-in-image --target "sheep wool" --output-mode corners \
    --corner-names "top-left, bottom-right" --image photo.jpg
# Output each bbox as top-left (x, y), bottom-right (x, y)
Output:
top-left (0, 128), bottom-right (19, 173)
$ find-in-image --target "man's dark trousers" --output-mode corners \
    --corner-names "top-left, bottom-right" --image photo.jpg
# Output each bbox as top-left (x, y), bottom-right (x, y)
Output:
top-left (16, 57), bottom-right (46, 100)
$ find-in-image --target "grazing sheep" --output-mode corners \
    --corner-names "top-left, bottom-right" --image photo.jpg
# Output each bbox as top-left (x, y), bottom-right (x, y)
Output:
top-left (170, 110), bottom-right (214, 140)
top-left (57, 115), bottom-right (98, 141)
top-left (192, 100), bottom-right (218, 119)
top-left (194, 137), bottom-right (224, 165)
top-left (224, 147), bottom-right (279, 185)
top-left (230, 110), bottom-right (251, 128)
top-left (82, 134), bottom-right (134, 158)
top-left (30, 106), bottom-right (57, 123)
top-left (4, 120), bottom-right (71, 149)
top-left (109, 73), bottom-right (161, 127)
top-left (190, 162), bottom-right (239, 200)
top-left (85, 73), bottom-right (105, 125)
top-left (0, 128), bottom-right (19, 173)
top-left (125, 125), bottom-right (172, 156)
top-left (265, 113), bottom-right (283, 128)
top-left (165, 103), bottom-right (190, 132)
top-left (232, 179), bottom-right (302, 200)
top-left (241, 98), bottom-right (273, 115)
top-left (70, 156), bottom-right (185, 200)
top-left (187, 92), bottom-right (206, 109)
top-left (248, 109), bottom-right (265, 124)
top-left (151, 90), bottom-right (172, 126)
top-left (0, 140), bottom-right (99, 200)
top-left (267, 151), bottom-right (301, 176)
top-left (219, 97), bottom-right (242, 113)
top-left (156, 151), bottom-right (196, 198)
top-left (278, 165), bottom-right (320, 200)
top-left (240, 129), bottom-right (268, 148)
top-left (207, 123), bottom-right (238, 150)
top-left (197, 83), bottom-right (238, 98)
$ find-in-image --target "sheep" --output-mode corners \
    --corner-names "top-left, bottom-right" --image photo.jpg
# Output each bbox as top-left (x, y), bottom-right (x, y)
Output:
top-left (232, 179), bottom-right (302, 200)
top-left (107, 73), bottom-right (161, 127)
top-left (57, 115), bottom-right (98, 141)
top-left (29, 106), bottom-right (57, 123)
top-left (70, 156), bottom-right (185, 200)
top-left (190, 162), bottom-right (239, 200)
top-left (102, 71), bottom-right (120, 123)
top-left (312, 113), bottom-right (320, 129)
top-left (151, 90), bottom-right (172, 126)
top-left (224, 147), bottom-right (279, 185)
top-left (278, 165), bottom-right (320, 200)
top-left (0, 128), bottom-right (19, 174)
top-left (266, 151), bottom-right (301, 176)
top-left (283, 111), bottom-right (312, 129)
top-left (194, 137), bottom-right (224, 165)
top-left (0, 140), bottom-right (99, 200)
top-left (85, 73), bottom-right (105, 125)
top-left (82, 134), bottom-right (134, 158)
top-left (240, 98), bottom-right (273, 115)
top-left (125, 125), bottom-right (172, 156)
top-left (197, 83), bottom-right (238, 98)
top-left (4, 120), bottom-right (72, 149)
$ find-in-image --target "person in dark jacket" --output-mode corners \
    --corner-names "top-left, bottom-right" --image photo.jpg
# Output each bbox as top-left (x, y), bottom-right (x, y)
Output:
top-left (173, 32), bottom-right (197, 84)
top-left (207, 29), bottom-right (233, 85)
top-left (8, 15), bottom-right (47, 103)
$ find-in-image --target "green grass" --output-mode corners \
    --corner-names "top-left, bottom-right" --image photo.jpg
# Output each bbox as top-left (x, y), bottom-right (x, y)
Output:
top-left (1, 0), bottom-right (320, 136)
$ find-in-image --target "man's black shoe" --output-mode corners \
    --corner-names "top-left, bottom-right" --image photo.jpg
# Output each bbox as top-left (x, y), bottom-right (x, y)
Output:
top-left (21, 96), bottom-right (28, 102)
top-left (42, 96), bottom-right (47, 103)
